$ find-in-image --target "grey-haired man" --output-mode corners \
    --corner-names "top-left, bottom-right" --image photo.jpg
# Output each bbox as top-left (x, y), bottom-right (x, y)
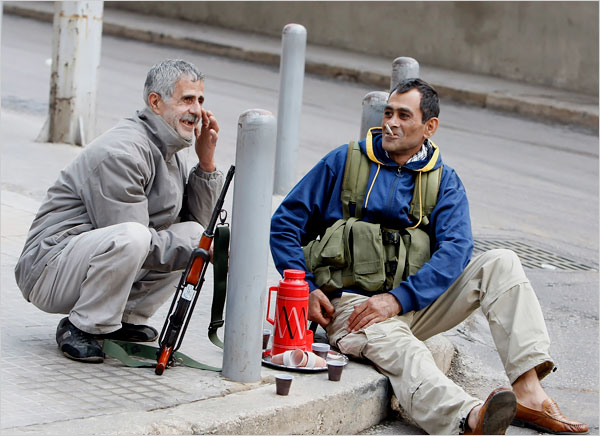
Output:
top-left (15, 59), bottom-right (224, 363)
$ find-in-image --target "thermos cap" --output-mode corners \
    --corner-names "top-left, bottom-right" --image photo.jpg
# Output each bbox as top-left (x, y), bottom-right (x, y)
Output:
top-left (283, 269), bottom-right (306, 280)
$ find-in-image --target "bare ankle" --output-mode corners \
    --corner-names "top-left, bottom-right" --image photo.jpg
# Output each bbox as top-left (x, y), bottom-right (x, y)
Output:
top-left (512, 369), bottom-right (548, 410)
top-left (467, 405), bottom-right (482, 431)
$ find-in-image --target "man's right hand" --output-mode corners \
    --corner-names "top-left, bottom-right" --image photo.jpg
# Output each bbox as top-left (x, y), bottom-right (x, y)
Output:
top-left (308, 288), bottom-right (335, 327)
top-left (195, 108), bottom-right (219, 172)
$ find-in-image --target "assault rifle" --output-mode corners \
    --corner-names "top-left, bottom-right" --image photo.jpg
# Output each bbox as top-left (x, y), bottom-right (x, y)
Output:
top-left (155, 165), bottom-right (235, 375)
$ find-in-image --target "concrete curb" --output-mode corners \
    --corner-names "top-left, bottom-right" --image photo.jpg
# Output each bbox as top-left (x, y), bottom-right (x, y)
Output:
top-left (5, 363), bottom-right (390, 435)
top-left (0, 314), bottom-right (454, 435)
top-left (4, 2), bottom-right (598, 132)
top-left (432, 85), bottom-right (598, 131)
top-left (2, 338), bottom-right (455, 435)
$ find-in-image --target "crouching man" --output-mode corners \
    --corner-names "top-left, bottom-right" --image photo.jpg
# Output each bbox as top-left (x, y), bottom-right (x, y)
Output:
top-left (15, 59), bottom-right (224, 363)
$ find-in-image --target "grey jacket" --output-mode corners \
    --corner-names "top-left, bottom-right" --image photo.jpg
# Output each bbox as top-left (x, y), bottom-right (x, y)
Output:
top-left (15, 107), bottom-right (224, 299)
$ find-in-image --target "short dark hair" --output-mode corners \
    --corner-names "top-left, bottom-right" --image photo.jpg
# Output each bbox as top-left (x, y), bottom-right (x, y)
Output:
top-left (389, 78), bottom-right (440, 123)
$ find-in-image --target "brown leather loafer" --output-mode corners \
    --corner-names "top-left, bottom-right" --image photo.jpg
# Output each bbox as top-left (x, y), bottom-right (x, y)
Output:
top-left (512, 398), bottom-right (589, 434)
top-left (465, 387), bottom-right (517, 435)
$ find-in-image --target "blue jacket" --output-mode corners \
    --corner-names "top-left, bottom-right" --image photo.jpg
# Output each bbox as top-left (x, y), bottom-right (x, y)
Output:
top-left (270, 129), bottom-right (473, 314)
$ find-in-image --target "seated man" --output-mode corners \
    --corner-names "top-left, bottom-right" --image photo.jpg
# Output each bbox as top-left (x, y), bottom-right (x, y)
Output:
top-left (15, 59), bottom-right (224, 363)
top-left (270, 78), bottom-right (588, 435)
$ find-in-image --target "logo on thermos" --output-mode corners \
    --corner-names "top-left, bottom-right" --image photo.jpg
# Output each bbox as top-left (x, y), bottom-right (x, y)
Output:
top-left (276, 306), bottom-right (307, 340)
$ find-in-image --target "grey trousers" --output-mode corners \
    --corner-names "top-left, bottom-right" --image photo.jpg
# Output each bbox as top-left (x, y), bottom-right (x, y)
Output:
top-left (325, 249), bottom-right (555, 435)
top-left (28, 221), bottom-right (202, 334)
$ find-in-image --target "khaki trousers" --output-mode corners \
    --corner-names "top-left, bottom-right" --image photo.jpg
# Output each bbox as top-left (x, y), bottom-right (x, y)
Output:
top-left (325, 249), bottom-right (554, 435)
top-left (28, 221), bottom-right (202, 334)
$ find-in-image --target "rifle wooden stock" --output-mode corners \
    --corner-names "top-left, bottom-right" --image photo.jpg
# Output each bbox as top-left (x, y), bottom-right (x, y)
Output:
top-left (186, 234), bottom-right (212, 285)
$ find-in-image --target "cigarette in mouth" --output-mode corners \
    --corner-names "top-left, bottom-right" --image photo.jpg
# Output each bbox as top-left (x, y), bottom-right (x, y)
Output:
top-left (385, 124), bottom-right (393, 135)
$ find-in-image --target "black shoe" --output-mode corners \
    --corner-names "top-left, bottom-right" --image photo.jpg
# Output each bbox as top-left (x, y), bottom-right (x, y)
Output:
top-left (96, 323), bottom-right (158, 342)
top-left (56, 317), bottom-right (104, 363)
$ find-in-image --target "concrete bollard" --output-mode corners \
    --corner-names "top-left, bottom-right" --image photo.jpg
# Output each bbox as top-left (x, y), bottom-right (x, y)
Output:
top-left (390, 56), bottom-right (420, 91)
top-left (274, 23), bottom-right (307, 196)
top-left (1, 1), bottom-right (3, 66)
top-left (359, 91), bottom-right (388, 140)
top-left (37, 1), bottom-right (104, 146)
top-left (222, 109), bottom-right (277, 383)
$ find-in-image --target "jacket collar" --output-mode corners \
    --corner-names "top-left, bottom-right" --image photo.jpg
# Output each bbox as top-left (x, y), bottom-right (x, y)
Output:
top-left (363, 127), bottom-right (441, 172)
top-left (136, 107), bottom-right (192, 161)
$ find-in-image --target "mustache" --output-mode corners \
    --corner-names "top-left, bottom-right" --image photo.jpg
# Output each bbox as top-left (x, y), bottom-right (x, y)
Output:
top-left (181, 114), bottom-right (199, 123)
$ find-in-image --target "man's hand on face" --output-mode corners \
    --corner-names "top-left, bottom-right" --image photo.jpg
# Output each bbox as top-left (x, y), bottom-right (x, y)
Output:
top-left (347, 293), bottom-right (402, 332)
top-left (308, 288), bottom-right (335, 328)
top-left (195, 108), bottom-right (219, 172)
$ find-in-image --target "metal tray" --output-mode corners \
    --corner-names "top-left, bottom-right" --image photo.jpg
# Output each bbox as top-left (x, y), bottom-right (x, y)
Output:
top-left (261, 350), bottom-right (348, 373)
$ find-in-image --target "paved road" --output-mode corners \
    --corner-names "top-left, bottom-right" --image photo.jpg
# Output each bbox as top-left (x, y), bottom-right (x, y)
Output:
top-left (4, 15), bottom-right (598, 260)
top-left (2, 13), bottom-right (598, 434)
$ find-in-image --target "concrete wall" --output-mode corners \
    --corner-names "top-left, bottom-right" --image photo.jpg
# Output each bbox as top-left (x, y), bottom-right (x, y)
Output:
top-left (106, 1), bottom-right (598, 95)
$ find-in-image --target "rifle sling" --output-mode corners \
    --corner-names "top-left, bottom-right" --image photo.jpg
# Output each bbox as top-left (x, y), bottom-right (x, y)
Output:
top-left (208, 224), bottom-right (229, 349)
top-left (102, 340), bottom-right (220, 371)
top-left (102, 224), bottom-right (231, 371)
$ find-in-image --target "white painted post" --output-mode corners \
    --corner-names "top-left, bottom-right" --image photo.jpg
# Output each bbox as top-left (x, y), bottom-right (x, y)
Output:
top-left (390, 57), bottom-right (420, 91)
top-left (37, 1), bottom-right (104, 146)
top-left (359, 91), bottom-right (388, 139)
top-left (0, 2), bottom-right (3, 104)
top-left (222, 110), bottom-right (277, 382)
top-left (273, 24), bottom-right (306, 196)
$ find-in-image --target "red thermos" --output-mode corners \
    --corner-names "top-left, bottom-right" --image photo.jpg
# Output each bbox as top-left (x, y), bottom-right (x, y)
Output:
top-left (266, 269), bottom-right (312, 355)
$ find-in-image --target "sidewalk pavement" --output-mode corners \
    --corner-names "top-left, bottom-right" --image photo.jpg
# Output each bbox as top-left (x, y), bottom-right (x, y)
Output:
top-left (0, 109), bottom-right (456, 435)
top-left (4, 1), bottom-right (599, 133)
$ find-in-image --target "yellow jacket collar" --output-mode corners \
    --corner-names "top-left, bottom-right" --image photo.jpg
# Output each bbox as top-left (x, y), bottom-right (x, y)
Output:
top-left (366, 126), bottom-right (439, 172)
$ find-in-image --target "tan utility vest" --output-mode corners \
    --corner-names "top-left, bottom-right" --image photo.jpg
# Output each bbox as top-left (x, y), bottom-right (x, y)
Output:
top-left (303, 140), bottom-right (442, 293)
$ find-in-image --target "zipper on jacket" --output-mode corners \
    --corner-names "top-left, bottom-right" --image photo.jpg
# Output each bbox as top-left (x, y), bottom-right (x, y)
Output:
top-left (387, 171), bottom-right (402, 211)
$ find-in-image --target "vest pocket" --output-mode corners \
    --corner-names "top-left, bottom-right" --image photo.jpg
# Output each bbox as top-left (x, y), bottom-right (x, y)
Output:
top-left (318, 219), bottom-right (347, 267)
top-left (313, 267), bottom-right (343, 292)
top-left (404, 228), bottom-right (431, 277)
top-left (351, 221), bottom-right (385, 292)
top-left (304, 219), bottom-right (347, 271)
top-left (303, 219), bottom-right (348, 292)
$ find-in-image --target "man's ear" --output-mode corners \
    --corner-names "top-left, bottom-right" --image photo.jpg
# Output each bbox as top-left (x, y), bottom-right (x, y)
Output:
top-left (147, 92), bottom-right (162, 114)
top-left (423, 117), bottom-right (439, 139)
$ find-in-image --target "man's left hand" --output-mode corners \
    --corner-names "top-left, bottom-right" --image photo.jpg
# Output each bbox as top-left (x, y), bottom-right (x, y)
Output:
top-left (347, 293), bottom-right (402, 332)
top-left (195, 108), bottom-right (219, 172)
